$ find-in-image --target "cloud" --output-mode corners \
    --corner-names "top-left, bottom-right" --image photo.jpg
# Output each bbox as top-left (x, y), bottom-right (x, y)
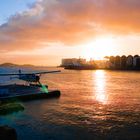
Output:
top-left (0, 0), bottom-right (140, 52)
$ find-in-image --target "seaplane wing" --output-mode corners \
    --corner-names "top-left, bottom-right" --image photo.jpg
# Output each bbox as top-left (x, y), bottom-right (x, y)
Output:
top-left (0, 70), bottom-right (61, 76)
top-left (34, 70), bottom-right (61, 75)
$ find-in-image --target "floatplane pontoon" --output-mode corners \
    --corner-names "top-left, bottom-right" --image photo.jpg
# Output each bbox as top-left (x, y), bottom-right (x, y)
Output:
top-left (0, 69), bottom-right (61, 102)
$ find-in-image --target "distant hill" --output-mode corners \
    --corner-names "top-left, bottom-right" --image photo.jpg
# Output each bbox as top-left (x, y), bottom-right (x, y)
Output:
top-left (0, 63), bottom-right (35, 67)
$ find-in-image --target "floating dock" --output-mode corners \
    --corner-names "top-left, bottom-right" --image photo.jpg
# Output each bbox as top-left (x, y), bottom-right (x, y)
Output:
top-left (0, 84), bottom-right (61, 103)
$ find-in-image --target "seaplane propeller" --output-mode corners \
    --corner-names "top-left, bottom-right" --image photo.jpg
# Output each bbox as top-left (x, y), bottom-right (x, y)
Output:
top-left (0, 70), bottom-right (61, 93)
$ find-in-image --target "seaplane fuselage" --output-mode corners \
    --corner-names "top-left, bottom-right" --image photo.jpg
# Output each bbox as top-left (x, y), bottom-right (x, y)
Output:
top-left (19, 74), bottom-right (40, 83)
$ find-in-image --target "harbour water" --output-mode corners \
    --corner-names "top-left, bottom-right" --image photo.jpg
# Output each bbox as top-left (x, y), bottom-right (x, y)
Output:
top-left (0, 68), bottom-right (140, 140)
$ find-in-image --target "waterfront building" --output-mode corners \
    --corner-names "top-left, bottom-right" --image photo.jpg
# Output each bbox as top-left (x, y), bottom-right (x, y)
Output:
top-left (109, 56), bottom-right (115, 68)
top-left (121, 55), bottom-right (127, 69)
top-left (133, 55), bottom-right (140, 68)
top-left (62, 55), bottom-right (140, 70)
top-left (105, 55), bottom-right (140, 70)
top-left (94, 60), bottom-right (107, 69)
top-left (61, 58), bottom-right (76, 66)
top-left (115, 56), bottom-right (121, 69)
top-left (61, 58), bottom-right (86, 67)
top-left (126, 55), bottom-right (133, 68)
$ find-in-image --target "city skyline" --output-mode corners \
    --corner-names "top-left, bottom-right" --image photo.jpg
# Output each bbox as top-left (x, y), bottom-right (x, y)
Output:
top-left (0, 0), bottom-right (140, 66)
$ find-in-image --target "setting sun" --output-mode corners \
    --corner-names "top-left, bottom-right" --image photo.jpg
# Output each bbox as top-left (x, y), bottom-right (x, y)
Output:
top-left (82, 36), bottom-right (117, 60)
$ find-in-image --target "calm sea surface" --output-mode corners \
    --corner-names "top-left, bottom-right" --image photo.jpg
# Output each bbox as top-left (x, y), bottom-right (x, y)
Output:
top-left (0, 67), bottom-right (140, 140)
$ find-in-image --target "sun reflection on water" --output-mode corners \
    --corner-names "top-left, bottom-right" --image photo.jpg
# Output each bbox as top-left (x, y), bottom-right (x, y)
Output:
top-left (94, 70), bottom-right (108, 104)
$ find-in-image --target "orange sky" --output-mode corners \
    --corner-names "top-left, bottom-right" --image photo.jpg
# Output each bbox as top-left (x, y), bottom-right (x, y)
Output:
top-left (0, 0), bottom-right (140, 66)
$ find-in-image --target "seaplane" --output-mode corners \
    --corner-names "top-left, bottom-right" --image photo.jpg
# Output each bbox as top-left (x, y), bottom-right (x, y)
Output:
top-left (0, 69), bottom-right (61, 102)
top-left (0, 69), bottom-right (61, 85)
